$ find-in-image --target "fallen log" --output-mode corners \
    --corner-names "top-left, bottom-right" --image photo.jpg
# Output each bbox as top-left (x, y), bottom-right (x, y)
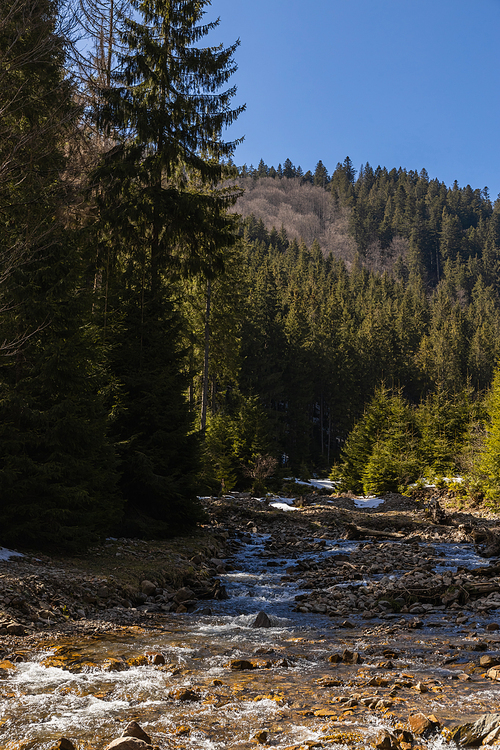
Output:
top-left (344, 523), bottom-right (404, 540)
top-left (463, 581), bottom-right (500, 596)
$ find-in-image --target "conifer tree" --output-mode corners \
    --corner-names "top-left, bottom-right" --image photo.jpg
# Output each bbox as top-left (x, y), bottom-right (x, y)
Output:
top-left (475, 366), bottom-right (500, 506)
top-left (90, 0), bottom-right (244, 534)
top-left (0, 0), bottom-right (121, 551)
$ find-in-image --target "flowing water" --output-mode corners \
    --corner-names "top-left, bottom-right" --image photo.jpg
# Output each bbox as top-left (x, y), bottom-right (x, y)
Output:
top-left (1, 533), bottom-right (500, 750)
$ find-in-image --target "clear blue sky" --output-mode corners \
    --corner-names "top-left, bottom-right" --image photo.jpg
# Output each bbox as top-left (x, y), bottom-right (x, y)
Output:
top-left (206, 0), bottom-right (500, 199)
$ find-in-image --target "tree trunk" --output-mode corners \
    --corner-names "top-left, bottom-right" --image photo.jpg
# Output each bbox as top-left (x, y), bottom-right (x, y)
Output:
top-left (200, 279), bottom-right (211, 431)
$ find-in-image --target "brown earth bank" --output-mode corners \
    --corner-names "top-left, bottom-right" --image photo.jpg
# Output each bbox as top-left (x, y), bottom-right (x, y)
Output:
top-left (3, 490), bottom-right (500, 750)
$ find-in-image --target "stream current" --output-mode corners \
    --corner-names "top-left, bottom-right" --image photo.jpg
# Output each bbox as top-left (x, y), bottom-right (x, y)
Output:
top-left (1, 533), bottom-right (500, 750)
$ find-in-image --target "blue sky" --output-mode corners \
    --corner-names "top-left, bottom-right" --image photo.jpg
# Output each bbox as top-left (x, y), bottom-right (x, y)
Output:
top-left (206, 0), bottom-right (500, 199)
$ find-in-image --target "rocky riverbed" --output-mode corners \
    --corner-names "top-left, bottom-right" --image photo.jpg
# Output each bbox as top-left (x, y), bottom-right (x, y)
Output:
top-left (2, 490), bottom-right (500, 749)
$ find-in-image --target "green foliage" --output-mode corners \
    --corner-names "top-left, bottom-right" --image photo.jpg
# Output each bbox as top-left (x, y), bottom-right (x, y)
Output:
top-left (202, 394), bottom-right (274, 493)
top-left (0, 0), bottom-right (122, 552)
top-left (203, 414), bottom-right (238, 495)
top-left (417, 386), bottom-right (473, 477)
top-left (336, 387), bottom-right (420, 495)
top-left (473, 366), bottom-right (500, 506)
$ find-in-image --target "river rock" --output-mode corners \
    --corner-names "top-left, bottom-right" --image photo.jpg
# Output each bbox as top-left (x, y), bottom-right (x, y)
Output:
top-left (479, 655), bottom-right (499, 668)
top-left (342, 649), bottom-right (363, 664)
top-left (372, 728), bottom-right (398, 749)
top-left (122, 721), bottom-right (151, 744)
top-left (5, 621), bottom-right (25, 635)
top-left (173, 587), bottom-right (196, 603)
top-left (146, 652), bottom-right (165, 665)
top-left (483, 725), bottom-right (500, 745)
top-left (52, 739), bottom-right (76, 750)
top-left (449, 713), bottom-right (500, 745)
top-left (408, 712), bottom-right (439, 736)
top-left (252, 611), bottom-right (272, 628)
top-left (229, 659), bottom-right (255, 670)
top-left (253, 729), bottom-right (268, 744)
top-left (170, 688), bottom-right (200, 701)
top-left (105, 739), bottom-right (152, 750)
top-left (140, 580), bottom-right (156, 597)
top-left (487, 666), bottom-right (500, 681)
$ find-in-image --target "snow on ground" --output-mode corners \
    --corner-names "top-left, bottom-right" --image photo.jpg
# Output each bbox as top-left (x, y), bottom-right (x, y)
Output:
top-left (0, 547), bottom-right (24, 561)
top-left (284, 477), bottom-right (337, 491)
top-left (269, 502), bottom-right (299, 512)
top-left (353, 496), bottom-right (385, 509)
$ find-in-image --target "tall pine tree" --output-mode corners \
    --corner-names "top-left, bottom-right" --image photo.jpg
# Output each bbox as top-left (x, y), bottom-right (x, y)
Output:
top-left (90, 0), bottom-right (244, 535)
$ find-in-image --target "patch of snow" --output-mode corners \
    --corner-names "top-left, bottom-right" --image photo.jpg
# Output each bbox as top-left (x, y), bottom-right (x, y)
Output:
top-left (353, 496), bottom-right (385, 509)
top-left (308, 478), bottom-right (337, 491)
top-left (0, 547), bottom-right (24, 561)
top-left (283, 477), bottom-right (337, 492)
top-left (269, 502), bottom-right (299, 512)
top-left (269, 496), bottom-right (295, 505)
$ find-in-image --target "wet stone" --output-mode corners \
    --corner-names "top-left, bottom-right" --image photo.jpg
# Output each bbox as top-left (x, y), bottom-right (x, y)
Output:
top-left (122, 721), bottom-right (151, 744)
top-left (372, 728), bottom-right (398, 749)
top-left (253, 729), bottom-right (268, 744)
top-left (170, 688), bottom-right (200, 701)
top-left (105, 739), bottom-right (152, 750)
top-left (229, 659), bottom-right (255, 670)
top-left (252, 610), bottom-right (272, 628)
top-left (140, 581), bottom-right (156, 597)
top-left (408, 712), bottom-right (439, 736)
top-left (450, 712), bottom-right (500, 746)
top-left (52, 739), bottom-right (76, 750)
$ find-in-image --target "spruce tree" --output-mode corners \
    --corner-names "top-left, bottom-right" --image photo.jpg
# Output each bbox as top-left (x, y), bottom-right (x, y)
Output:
top-left (90, 0), bottom-right (244, 535)
top-left (475, 367), bottom-right (500, 506)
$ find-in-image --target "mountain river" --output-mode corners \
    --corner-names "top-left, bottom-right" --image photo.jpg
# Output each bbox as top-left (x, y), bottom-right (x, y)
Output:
top-left (1, 531), bottom-right (500, 750)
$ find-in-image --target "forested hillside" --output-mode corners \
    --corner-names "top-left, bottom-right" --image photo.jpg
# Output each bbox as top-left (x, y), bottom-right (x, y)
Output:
top-left (200, 157), bottom-right (500, 500)
top-left (3, 1), bottom-right (500, 554)
top-left (232, 157), bottom-right (498, 284)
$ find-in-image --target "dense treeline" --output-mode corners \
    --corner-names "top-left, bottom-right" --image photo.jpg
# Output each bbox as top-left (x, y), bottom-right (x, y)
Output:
top-left (201, 159), bottom-right (500, 503)
top-left (3, 0), bottom-right (500, 555)
top-left (0, 0), bottom-right (243, 550)
top-left (209, 225), bottom-right (500, 466)
top-left (234, 157), bottom-right (500, 288)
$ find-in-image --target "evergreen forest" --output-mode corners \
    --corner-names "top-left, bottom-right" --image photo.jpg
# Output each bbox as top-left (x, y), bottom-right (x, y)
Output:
top-left (3, 1), bottom-right (500, 553)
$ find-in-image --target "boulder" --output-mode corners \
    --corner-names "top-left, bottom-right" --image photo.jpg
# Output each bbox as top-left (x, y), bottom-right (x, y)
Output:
top-left (173, 587), bottom-right (196, 603)
top-left (449, 713), bottom-right (500, 746)
top-left (5, 621), bottom-right (25, 635)
top-left (408, 712), bottom-right (439, 736)
top-left (342, 649), bottom-right (363, 664)
top-left (105, 739), bottom-right (151, 750)
top-left (170, 688), bottom-right (200, 701)
top-left (252, 611), bottom-right (272, 628)
top-left (146, 652), bottom-right (165, 666)
top-left (140, 580), bottom-right (156, 597)
top-left (372, 729), bottom-right (398, 749)
top-left (483, 725), bottom-right (500, 745)
top-left (479, 655), bottom-right (499, 668)
top-left (253, 729), bottom-right (268, 744)
top-left (52, 740), bottom-right (76, 750)
top-left (229, 659), bottom-right (255, 670)
top-left (122, 721), bottom-right (151, 744)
